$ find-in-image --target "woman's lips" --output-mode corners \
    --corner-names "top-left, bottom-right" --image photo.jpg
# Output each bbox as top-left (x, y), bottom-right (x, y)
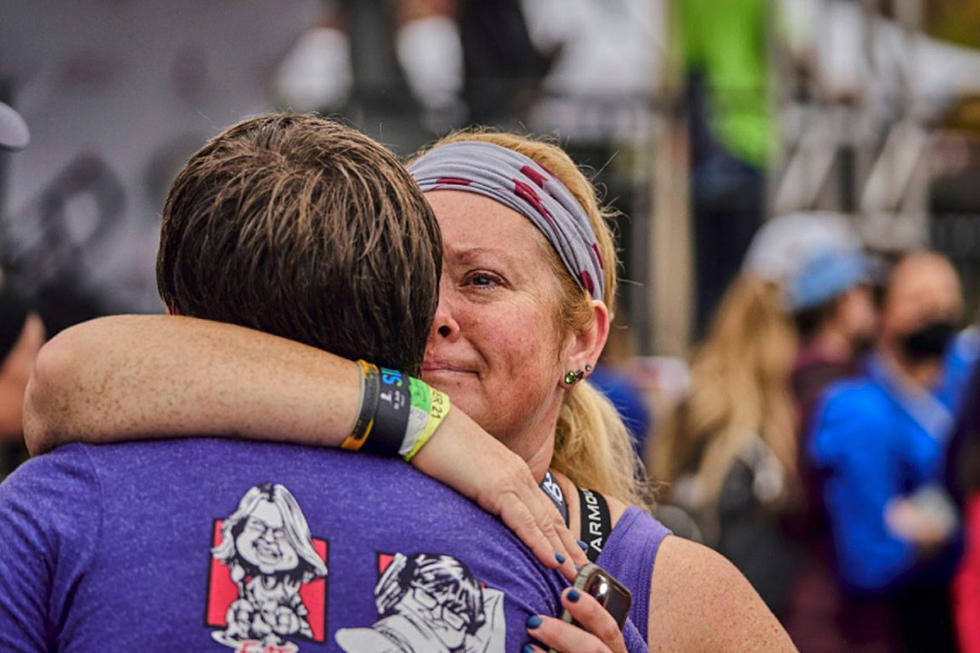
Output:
top-left (422, 361), bottom-right (475, 374)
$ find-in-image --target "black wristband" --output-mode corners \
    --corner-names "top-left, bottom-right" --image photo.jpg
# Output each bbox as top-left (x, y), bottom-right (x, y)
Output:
top-left (362, 367), bottom-right (411, 456)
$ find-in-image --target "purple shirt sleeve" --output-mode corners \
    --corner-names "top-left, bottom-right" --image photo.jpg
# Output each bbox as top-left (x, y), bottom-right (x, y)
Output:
top-left (597, 506), bottom-right (672, 643)
top-left (0, 447), bottom-right (102, 651)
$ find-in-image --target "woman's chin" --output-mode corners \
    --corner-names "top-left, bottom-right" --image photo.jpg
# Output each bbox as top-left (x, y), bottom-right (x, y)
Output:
top-left (421, 368), bottom-right (478, 394)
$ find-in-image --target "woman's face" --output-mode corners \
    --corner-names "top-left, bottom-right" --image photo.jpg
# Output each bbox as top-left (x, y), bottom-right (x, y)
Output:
top-left (421, 190), bottom-right (571, 456)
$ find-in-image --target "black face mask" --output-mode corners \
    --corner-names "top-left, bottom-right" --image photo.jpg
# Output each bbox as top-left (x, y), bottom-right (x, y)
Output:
top-left (900, 321), bottom-right (956, 362)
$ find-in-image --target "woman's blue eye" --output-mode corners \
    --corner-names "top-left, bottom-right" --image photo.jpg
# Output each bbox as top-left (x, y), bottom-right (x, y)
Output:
top-left (468, 273), bottom-right (498, 287)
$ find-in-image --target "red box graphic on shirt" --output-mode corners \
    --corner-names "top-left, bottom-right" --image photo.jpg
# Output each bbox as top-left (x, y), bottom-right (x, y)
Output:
top-left (205, 519), bottom-right (328, 643)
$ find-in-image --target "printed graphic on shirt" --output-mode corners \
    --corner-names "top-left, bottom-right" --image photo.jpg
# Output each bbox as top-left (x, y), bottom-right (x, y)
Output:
top-left (205, 483), bottom-right (328, 653)
top-left (335, 552), bottom-right (506, 653)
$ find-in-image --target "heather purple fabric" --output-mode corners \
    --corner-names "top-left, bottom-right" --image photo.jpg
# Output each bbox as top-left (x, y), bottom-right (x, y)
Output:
top-left (0, 439), bottom-right (577, 652)
top-left (597, 506), bottom-right (672, 642)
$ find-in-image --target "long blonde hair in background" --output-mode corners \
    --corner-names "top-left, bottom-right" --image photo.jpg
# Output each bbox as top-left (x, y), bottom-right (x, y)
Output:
top-left (650, 275), bottom-right (798, 509)
top-left (414, 129), bottom-right (648, 508)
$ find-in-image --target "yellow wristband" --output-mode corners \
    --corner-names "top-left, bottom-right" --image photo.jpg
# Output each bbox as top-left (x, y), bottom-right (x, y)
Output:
top-left (402, 388), bottom-right (451, 462)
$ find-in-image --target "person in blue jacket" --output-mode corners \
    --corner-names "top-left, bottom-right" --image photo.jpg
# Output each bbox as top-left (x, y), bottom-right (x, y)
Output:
top-left (810, 251), bottom-right (977, 651)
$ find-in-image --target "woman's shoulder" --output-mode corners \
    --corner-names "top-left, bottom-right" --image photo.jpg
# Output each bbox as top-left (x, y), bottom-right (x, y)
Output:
top-left (649, 537), bottom-right (795, 651)
top-left (606, 498), bottom-right (671, 542)
top-left (596, 498), bottom-right (672, 641)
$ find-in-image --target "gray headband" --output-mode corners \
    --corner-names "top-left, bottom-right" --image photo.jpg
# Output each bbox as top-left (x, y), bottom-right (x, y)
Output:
top-left (408, 141), bottom-right (606, 302)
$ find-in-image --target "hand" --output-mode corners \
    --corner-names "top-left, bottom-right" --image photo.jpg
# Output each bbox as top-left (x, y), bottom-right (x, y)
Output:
top-left (411, 408), bottom-right (587, 579)
top-left (523, 587), bottom-right (628, 653)
top-left (885, 496), bottom-right (955, 552)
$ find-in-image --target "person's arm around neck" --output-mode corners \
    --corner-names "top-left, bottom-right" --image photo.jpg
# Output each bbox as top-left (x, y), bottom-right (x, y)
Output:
top-left (24, 315), bottom-right (361, 453)
top-left (23, 314), bottom-right (586, 575)
top-left (649, 537), bottom-right (796, 651)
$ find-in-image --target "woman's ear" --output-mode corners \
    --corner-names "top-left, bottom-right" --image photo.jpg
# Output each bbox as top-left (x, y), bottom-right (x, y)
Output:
top-left (564, 300), bottom-right (610, 380)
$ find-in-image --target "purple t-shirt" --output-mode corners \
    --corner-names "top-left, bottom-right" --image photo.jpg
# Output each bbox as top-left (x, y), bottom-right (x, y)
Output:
top-left (597, 507), bottom-right (672, 642)
top-left (0, 439), bottom-right (572, 652)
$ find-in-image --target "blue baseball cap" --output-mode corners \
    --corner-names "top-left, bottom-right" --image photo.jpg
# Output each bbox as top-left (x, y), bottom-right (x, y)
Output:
top-left (789, 248), bottom-right (868, 311)
top-left (744, 211), bottom-right (868, 311)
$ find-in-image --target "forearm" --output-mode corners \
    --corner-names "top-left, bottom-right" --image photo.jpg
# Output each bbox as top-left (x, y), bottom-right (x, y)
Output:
top-left (24, 315), bottom-right (360, 454)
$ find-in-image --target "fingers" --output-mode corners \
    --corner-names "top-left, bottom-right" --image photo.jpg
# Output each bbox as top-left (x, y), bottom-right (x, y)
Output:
top-left (560, 587), bottom-right (626, 651)
top-left (558, 520), bottom-right (589, 568)
top-left (498, 498), bottom-right (578, 581)
top-left (525, 480), bottom-right (586, 578)
top-left (518, 472), bottom-right (588, 572)
top-left (524, 588), bottom-right (627, 653)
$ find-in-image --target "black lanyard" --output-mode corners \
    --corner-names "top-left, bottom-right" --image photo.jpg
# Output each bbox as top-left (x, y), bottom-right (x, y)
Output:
top-left (539, 469), bottom-right (612, 563)
top-left (540, 469), bottom-right (569, 526)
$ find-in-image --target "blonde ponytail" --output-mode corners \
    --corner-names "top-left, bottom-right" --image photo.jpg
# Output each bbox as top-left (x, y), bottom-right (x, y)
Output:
top-left (553, 381), bottom-right (650, 507)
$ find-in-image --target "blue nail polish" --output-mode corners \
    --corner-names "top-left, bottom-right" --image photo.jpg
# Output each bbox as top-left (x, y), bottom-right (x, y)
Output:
top-left (567, 588), bottom-right (581, 602)
top-left (526, 614), bottom-right (543, 629)
top-left (523, 645), bottom-right (536, 653)
top-left (577, 539), bottom-right (588, 551)
top-left (554, 552), bottom-right (566, 564)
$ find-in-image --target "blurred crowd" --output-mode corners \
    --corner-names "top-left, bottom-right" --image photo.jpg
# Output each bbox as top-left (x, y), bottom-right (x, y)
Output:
top-left (3, 1), bottom-right (980, 651)
top-left (646, 220), bottom-right (977, 651)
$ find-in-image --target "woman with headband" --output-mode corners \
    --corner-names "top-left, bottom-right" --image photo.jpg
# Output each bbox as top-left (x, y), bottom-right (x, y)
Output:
top-left (26, 130), bottom-right (793, 651)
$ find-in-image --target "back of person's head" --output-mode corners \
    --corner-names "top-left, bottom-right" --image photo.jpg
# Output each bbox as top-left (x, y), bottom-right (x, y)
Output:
top-left (157, 113), bottom-right (441, 374)
top-left (416, 128), bottom-right (646, 507)
top-left (650, 275), bottom-right (798, 508)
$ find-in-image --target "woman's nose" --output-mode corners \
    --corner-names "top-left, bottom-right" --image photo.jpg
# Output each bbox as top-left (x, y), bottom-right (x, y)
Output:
top-left (430, 294), bottom-right (461, 342)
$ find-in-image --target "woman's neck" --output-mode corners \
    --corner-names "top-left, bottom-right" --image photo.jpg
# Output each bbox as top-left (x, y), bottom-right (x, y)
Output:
top-left (503, 393), bottom-right (563, 483)
top-left (523, 432), bottom-right (557, 483)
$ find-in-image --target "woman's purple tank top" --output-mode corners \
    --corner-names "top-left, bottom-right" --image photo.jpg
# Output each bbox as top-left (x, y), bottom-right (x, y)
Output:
top-left (596, 506), bottom-right (672, 643)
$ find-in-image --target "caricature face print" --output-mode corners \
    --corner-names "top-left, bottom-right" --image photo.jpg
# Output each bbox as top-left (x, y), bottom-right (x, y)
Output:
top-left (206, 483), bottom-right (328, 653)
top-left (336, 552), bottom-right (506, 653)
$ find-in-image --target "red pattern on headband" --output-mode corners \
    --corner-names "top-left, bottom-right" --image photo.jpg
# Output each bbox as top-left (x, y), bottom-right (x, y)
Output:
top-left (435, 177), bottom-right (472, 186)
top-left (409, 141), bottom-right (606, 301)
top-left (512, 179), bottom-right (559, 232)
top-left (520, 165), bottom-right (549, 189)
top-left (590, 243), bottom-right (604, 270)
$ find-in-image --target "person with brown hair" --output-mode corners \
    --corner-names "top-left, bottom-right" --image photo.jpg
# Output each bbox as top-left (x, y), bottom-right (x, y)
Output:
top-left (25, 128), bottom-right (794, 651)
top-left (3, 114), bottom-right (614, 652)
top-left (155, 112), bottom-right (440, 374)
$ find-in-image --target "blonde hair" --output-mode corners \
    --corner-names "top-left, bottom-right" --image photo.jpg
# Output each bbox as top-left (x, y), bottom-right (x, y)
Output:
top-left (650, 276), bottom-right (798, 508)
top-left (413, 129), bottom-right (648, 507)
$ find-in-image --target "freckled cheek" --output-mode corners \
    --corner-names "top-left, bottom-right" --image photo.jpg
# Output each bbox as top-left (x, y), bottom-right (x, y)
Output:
top-left (505, 335), bottom-right (561, 391)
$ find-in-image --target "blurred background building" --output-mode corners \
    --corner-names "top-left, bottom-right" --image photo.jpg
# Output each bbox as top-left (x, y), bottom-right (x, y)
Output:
top-left (5, 0), bottom-right (980, 349)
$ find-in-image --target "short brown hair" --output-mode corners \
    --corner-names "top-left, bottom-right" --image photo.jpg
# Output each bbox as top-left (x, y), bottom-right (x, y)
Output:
top-left (157, 113), bottom-right (440, 374)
